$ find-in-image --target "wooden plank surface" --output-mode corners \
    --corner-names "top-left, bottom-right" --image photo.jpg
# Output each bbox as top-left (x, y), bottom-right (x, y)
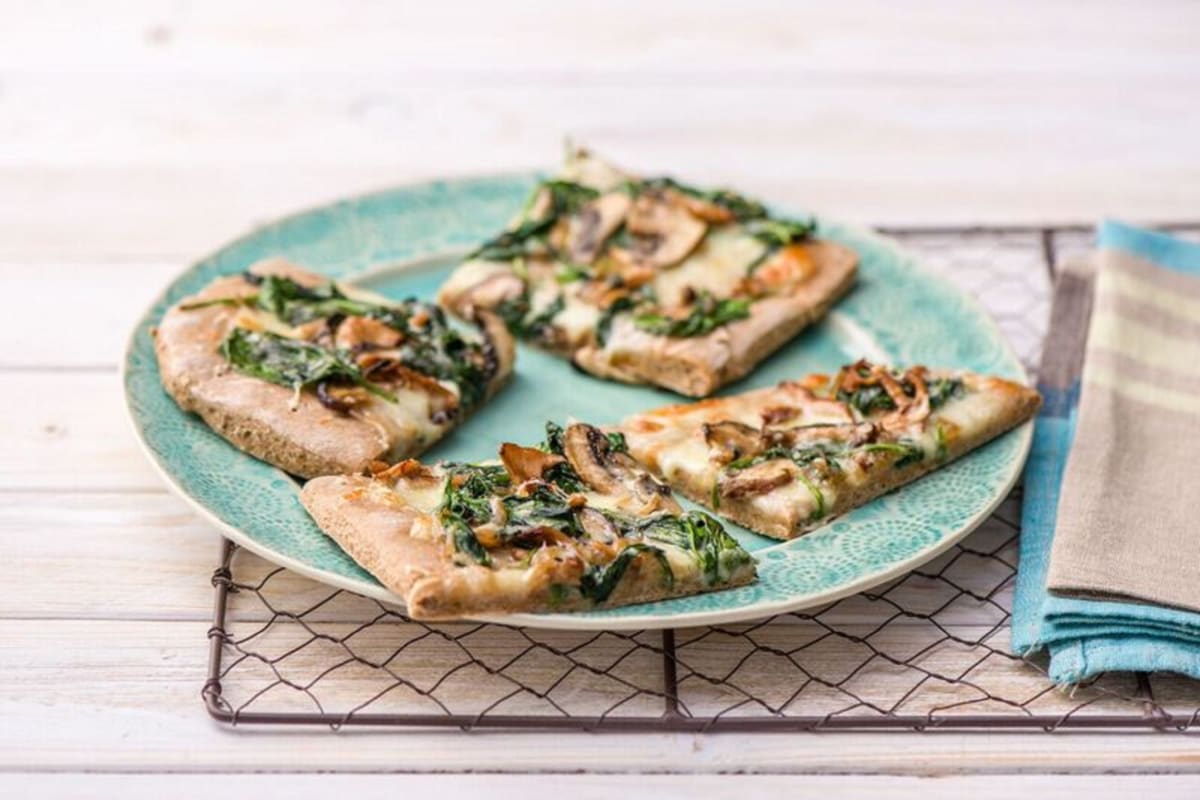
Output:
top-left (2, 0), bottom-right (1198, 786)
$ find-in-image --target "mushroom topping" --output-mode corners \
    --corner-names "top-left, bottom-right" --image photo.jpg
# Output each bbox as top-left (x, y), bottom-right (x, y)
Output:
top-left (718, 461), bottom-right (794, 499)
top-left (702, 420), bottom-right (764, 465)
top-left (461, 271), bottom-right (526, 313)
top-left (470, 308), bottom-right (516, 395)
top-left (677, 193), bottom-right (736, 224)
top-left (834, 360), bottom-right (932, 432)
top-left (577, 507), bottom-right (619, 544)
top-left (561, 423), bottom-right (679, 514)
top-left (315, 382), bottom-right (370, 414)
top-left (610, 189), bottom-right (708, 270)
top-left (765, 421), bottom-right (877, 450)
top-left (562, 192), bottom-right (632, 265)
top-left (370, 458), bottom-right (442, 485)
top-left (500, 442), bottom-right (567, 484)
top-left (334, 315), bottom-right (403, 351)
top-left (358, 360), bottom-right (460, 424)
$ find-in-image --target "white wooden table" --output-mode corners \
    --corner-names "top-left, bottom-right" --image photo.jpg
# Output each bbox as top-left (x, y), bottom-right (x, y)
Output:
top-left (4, 1), bottom-right (1200, 795)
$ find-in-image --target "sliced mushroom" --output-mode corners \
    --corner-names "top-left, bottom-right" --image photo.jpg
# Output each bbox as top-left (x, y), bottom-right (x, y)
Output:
top-left (677, 193), bottom-right (736, 224)
top-left (563, 192), bottom-right (631, 265)
top-left (315, 382), bottom-right (370, 414)
top-left (833, 360), bottom-right (932, 431)
top-left (577, 507), bottom-right (619, 544)
top-left (462, 270), bottom-right (526, 312)
top-left (718, 461), bottom-right (794, 499)
top-left (760, 405), bottom-right (800, 427)
top-left (610, 189), bottom-right (708, 270)
top-left (561, 423), bottom-right (627, 495)
top-left (702, 420), bottom-right (764, 465)
top-left (370, 458), bottom-right (442, 485)
top-left (561, 423), bottom-right (677, 514)
top-left (470, 307), bottom-right (517, 396)
top-left (766, 421), bottom-right (877, 450)
top-left (334, 315), bottom-right (403, 351)
top-left (500, 442), bottom-right (567, 484)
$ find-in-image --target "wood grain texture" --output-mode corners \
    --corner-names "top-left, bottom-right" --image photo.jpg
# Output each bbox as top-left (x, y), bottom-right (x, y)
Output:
top-left (1, 0), bottom-right (1198, 784)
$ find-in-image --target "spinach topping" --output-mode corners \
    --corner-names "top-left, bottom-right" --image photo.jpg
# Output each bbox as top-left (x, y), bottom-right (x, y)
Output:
top-left (631, 177), bottom-right (768, 222)
top-left (198, 275), bottom-right (493, 412)
top-left (746, 217), bottom-right (818, 272)
top-left (837, 383), bottom-right (897, 417)
top-left (837, 375), bottom-right (965, 417)
top-left (500, 483), bottom-right (583, 543)
top-left (468, 180), bottom-right (599, 262)
top-left (438, 463), bottom-right (512, 565)
top-left (631, 511), bottom-right (752, 585)
top-left (633, 292), bottom-right (750, 338)
top-left (579, 543), bottom-right (673, 603)
top-left (393, 303), bottom-right (495, 412)
top-left (538, 422), bottom-right (587, 493)
top-left (927, 377), bottom-right (965, 409)
top-left (469, 216), bottom-right (557, 262)
top-left (495, 292), bottom-right (565, 340)
top-left (749, 217), bottom-right (818, 250)
top-left (860, 440), bottom-right (926, 469)
top-left (220, 328), bottom-right (396, 403)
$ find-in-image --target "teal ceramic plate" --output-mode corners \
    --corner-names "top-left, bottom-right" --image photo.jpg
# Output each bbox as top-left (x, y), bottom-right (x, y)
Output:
top-left (124, 174), bottom-right (1031, 631)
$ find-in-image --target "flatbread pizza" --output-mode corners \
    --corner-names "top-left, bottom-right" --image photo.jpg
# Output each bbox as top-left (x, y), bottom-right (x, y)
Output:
top-left (438, 148), bottom-right (858, 397)
top-left (154, 259), bottom-right (515, 479)
top-left (301, 422), bottom-right (756, 619)
top-left (619, 360), bottom-right (1041, 540)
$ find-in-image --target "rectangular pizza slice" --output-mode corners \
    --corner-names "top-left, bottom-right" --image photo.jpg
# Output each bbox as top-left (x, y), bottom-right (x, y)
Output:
top-left (300, 422), bottom-right (756, 619)
top-left (437, 148), bottom-right (858, 397)
top-left (618, 360), bottom-right (1041, 540)
top-left (154, 258), bottom-right (515, 478)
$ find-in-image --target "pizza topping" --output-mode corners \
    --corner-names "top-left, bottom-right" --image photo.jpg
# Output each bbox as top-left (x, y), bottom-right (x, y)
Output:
top-left (633, 291), bottom-right (751, 338)
top-left (195, 272), bottom-right (504, 420)
top-left (561, 192), bottom-right (632, 265)
top-left (388, 422), bottom-right (755, 606)
top-left (612, 188), bottom-right (708, 270)
top-left (500, 442), bottom-right (567, 484)
top-left (220, 328), bottom-right (397, 410)
top-left (702, 420), bottom-right (763, 465)
top-left (718, 461), bottom-right (793, 499)
top-left (452, 154), bottom-right (831, 354)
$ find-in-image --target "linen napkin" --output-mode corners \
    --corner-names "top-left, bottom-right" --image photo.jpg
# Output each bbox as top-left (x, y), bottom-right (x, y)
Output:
top-left (1012, 220), bottom-right (1200, 684)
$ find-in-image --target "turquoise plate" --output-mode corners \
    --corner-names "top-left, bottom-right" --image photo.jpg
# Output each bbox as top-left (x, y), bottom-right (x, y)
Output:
top-left (124, 173), bottom-right (1031, 631)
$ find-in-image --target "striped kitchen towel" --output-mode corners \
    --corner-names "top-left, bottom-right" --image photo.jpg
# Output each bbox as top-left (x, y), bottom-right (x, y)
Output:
top-left (1012, 220), bottom-right (1200, 684)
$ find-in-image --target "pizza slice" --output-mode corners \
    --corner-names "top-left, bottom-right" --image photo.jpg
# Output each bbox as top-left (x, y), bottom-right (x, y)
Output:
top-left (438, 148), bottom-right (858, 397)
top-left (301, 422), bottom-right (757, 619)
top-left (618, 360), bottom-right (1041, 540)
top-left (154, 258), bottom-right (515, 479)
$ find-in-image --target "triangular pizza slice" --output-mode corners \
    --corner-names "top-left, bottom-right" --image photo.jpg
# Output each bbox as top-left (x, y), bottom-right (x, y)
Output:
top-left (301, 422), bottom-right (756, 619)
top-left (619, 360), bottom-right (1041, 540)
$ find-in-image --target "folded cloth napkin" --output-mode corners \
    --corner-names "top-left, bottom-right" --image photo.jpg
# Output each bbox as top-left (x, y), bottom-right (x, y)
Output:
top-left (1012, 220), bottom-right (1200, 684)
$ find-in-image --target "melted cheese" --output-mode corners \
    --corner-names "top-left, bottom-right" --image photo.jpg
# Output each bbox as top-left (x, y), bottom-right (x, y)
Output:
top-left (361, 385), bottom-right (452, 455)
top-left (553, 290), bottom-right (602, 346)
top-left (652, 227), bottom-right (766, 308)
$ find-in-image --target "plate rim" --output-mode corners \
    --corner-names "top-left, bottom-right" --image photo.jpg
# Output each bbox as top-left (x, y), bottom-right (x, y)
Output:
top-left (122, 172), bottom-right (1032, 631)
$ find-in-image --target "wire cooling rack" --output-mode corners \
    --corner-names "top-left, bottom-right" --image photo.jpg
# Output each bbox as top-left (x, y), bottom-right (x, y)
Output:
top-left (204, 222), bottom-right (1200, 732)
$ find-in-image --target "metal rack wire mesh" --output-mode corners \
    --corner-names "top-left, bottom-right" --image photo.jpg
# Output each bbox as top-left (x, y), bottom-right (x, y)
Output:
top-left (204, 222), bottom-right (1200, 732)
